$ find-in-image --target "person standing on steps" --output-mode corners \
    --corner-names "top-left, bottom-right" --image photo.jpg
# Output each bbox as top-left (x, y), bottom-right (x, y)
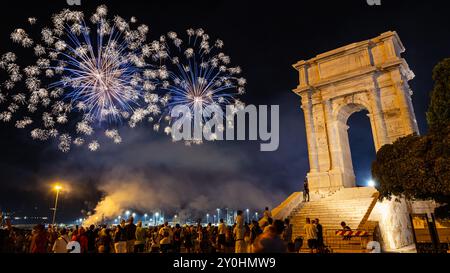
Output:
top-left (303, 176), bottom-right (310, 202)
top-left (315, 218), bottom-right (323, 250)
top-left (304, 218), bottom-right (317, 253)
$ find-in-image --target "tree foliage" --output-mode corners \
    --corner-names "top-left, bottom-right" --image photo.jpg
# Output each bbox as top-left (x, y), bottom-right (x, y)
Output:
top-left (372, 58), bottom-right (450, 216)
top-left (427, 58), bottom-right (450, 132)
top-left (372, 127), bottom-right (450, 203)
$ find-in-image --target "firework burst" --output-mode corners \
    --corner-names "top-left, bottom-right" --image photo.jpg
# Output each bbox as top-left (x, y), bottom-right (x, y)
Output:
top-left (52, 20), bottom-right (144, 122)
top-left (0, 5), bottom-right (164, 152)
top-left (145, 28), bottom-right (246, 144)
top-left (0, 7), bottom-right (247, 151)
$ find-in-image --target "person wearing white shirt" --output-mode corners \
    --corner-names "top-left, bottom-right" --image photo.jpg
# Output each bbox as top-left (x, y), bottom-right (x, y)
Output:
top-left (304, 218), bottom-right (317, 253)
top-left (218, 219), bottom-right (227, 251)
top-left (234, 210), bottom-right (246, 253)
top-left (52, 228), bottom-right (70, 253)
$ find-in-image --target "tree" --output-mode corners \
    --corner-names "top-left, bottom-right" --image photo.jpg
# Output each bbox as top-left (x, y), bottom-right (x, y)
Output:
top-left (427, 58), bottom-right (450, 132)
top-left (372, 59), bottom-right (450, 217)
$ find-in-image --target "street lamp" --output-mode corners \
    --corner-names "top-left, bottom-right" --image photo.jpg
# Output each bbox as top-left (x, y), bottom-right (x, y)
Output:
top-left (255, 212), bottom-right (259, 220)
top-left (217, 208), bottom-right (220, 224)
top-left (225, 208), bottom-right (229, 225)
top-left (144, 213), bottom-right (148, 222)
top-left (206, 213), bottom-right (210, 224)
top-left (246, 209), bottom-right (250, 223)
top-left (132, 212), bottom-right (136, 218)
top-left (125, 210), bottom-right (130, 218)
top-left (52, 184), bottom-right (62, 225)
top-left (155, 212), bottom-right (159, 225)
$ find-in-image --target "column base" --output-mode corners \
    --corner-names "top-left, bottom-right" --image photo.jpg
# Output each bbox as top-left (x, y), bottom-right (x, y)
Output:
top-left (307, 169), bottom-right (355, 194)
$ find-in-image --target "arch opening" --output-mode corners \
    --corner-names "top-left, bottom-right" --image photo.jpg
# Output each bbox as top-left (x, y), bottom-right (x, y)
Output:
top-left (346, 109), bottom-right (376, 187)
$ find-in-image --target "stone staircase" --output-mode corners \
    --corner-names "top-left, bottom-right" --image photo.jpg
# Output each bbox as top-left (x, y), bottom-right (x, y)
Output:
top-left (288, 187), bottom-right (379, 252)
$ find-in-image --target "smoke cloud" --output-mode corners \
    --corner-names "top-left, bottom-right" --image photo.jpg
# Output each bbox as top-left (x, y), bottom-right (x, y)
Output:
top-left (72, 126), bottom-right (288, 226)
top-left (83, 172), bottom-right (284, 225)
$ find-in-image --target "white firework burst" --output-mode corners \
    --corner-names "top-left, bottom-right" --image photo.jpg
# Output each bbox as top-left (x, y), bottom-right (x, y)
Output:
top-left (144, 28), bottom-right (246, 144)
top-left (0, 5), bottom-right (165, 152)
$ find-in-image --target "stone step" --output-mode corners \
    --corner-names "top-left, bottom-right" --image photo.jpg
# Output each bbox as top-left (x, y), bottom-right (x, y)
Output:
top-left (275, 187), bottom-right (379, 253)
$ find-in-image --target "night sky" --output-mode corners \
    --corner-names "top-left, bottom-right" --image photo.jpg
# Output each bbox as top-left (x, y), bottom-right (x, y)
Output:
top-left (0, 0), bottom-right (449, 222)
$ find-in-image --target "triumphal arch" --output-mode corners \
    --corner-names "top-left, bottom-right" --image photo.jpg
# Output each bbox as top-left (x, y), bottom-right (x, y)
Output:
top-left (293, 31), bottom-right (419, 192)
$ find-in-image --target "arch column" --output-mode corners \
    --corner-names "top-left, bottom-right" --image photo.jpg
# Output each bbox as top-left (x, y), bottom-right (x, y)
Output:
top-left (393, 80), bottom-right (419, 136)
top-left (333, 118), bottom-right (356, 188)
top-left (368, 87), bottom-right (389, 151)
top-left (324, 100), bottom-right (354, 189)
top-left (300, 91), bottom-right (319, 173)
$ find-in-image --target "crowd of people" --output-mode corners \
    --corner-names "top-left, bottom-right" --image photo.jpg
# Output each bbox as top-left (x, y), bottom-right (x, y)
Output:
top-left (0, 207), bottom-right (300, 254)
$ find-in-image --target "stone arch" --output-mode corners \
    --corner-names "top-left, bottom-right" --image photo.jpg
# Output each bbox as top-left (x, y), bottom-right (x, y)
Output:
top-left (332, 102), bottom-right (372, 188)
top-left (293, 31), bottom-right (419, 193)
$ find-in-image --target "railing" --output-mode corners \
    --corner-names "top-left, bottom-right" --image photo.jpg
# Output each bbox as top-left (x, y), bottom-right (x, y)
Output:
top-left (296, 228), bottom-right (374, 253)
top-left (323, 229), bottom-right (373, 251)
top-left (271, 192), bottom-right (304, 221)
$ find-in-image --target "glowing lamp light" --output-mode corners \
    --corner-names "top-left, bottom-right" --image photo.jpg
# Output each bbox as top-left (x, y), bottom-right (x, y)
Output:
top-left (53, 184), bottom-right (62, 191)
top-left (368, 179), bottom-right (376, 187)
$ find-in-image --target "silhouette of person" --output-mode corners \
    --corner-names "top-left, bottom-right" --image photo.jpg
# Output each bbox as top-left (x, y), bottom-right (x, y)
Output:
top-left (303, 177), bottom-right (310, 202)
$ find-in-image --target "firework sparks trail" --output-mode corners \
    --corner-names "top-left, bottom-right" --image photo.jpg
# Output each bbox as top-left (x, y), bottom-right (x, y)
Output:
top-left (144, 28), bottom-right (246, 145)
top-left (0, 6), bottom-right (247, 151)
top-left (0, 5), bottom-right (165, 152)
top-left (51, 19), bottom-right (144, 123)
